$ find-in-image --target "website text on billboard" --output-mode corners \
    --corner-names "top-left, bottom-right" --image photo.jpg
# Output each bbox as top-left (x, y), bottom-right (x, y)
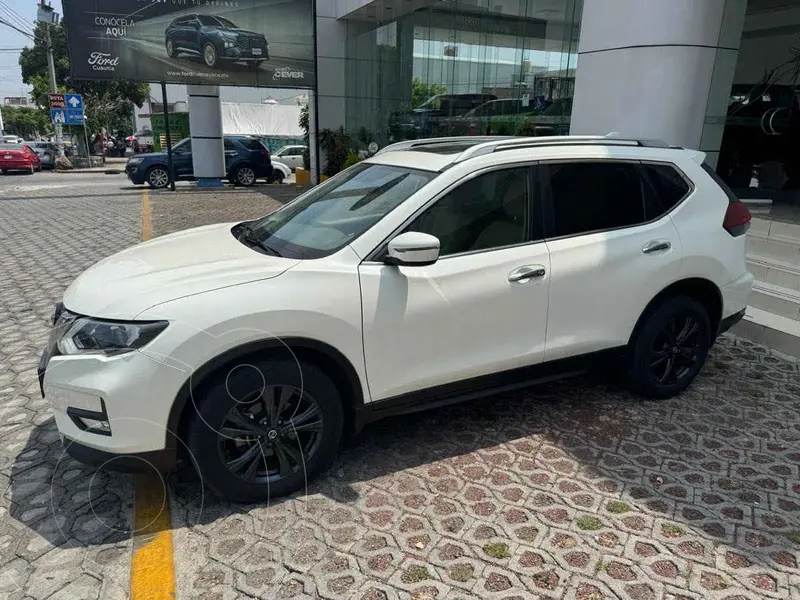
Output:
top-left (63, 0), bottom-right (314, 88)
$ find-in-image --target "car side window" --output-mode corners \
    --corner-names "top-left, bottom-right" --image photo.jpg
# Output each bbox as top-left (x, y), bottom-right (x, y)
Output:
top-left (641, 163), bottom-right (691, 219)
top-left (224, 139), bottom-right (236, 152)
top-left (405, 168), bottom-right (530, 256)
top-left (544, 161), bottom-right (645, 237)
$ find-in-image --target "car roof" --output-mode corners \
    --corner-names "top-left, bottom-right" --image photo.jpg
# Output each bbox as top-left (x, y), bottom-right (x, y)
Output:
top-left (367, 135), bottom-right (704, 173)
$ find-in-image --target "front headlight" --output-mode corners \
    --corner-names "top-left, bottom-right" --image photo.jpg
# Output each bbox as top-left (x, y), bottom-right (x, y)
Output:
top-left (127, 157), bottom-right (143, 165)
top-left (57, 318), bottom-right (168, 356)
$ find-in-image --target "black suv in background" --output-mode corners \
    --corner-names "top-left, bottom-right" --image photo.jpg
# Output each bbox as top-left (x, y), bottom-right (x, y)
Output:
top-left (125, 135), bottom-right (273, 189)
top-left (165, 14), bottom-right (269, 68)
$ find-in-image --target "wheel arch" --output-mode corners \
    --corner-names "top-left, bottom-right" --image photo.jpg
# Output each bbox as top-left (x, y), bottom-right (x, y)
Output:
top-left (167, 337), bottom-right (366, 457)
top-left (628, 277), bottom-right (723, 347)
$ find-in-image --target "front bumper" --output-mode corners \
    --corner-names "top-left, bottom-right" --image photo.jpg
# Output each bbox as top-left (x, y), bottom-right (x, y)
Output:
top-left (125, 164), bottom-right (146, 184)
top-left (39, 330), bottom-right (186, 465)
top-left (62, 436), bottom-right (175, 473)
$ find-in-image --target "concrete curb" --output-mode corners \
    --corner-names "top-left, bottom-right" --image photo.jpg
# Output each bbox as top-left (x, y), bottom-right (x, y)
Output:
top-left (55, 168), bottom-right (123, 174)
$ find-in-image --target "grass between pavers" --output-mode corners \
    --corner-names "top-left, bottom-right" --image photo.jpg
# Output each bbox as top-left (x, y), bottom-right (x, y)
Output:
top-left (483, 541), bottom-right (511, 559)
top-left (576, 516), bottom-right (603, 531)
top-left (786, 530), bottom-right (800, 545)
top-left (661, 523), bottom-right (685, 538)
top-left (401, 565), bottom-right (430, 584)
top-left (606, 501), bottom-right (631, 514)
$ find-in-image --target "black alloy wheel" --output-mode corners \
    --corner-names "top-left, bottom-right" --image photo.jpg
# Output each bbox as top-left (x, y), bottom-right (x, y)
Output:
top-left (218, 385), bottom-right (323, 484)
top-left (648, 314), bottom-right (702, 385)
top-left (187, 357), bottom-right (343, 502)
top-left (627, 295), bottom-right (711, 399)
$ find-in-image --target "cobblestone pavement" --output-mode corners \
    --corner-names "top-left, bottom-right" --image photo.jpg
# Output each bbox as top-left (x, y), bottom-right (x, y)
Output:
top-left (1, 178), bottom-right (799, 600)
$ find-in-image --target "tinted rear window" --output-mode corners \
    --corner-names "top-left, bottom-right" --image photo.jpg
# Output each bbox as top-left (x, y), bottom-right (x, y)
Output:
top-left (238, 138), bottom-right (264, 151)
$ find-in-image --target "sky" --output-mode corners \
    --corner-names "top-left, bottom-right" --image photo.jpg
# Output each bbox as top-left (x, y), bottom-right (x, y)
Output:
top-left (0, 0), bottom-right (63, 101)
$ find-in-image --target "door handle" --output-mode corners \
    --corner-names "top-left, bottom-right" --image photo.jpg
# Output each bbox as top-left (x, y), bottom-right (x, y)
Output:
top-left (508, 265), bottom-right (546, 283)
top-left (642, 241), bottom-right (671, 254)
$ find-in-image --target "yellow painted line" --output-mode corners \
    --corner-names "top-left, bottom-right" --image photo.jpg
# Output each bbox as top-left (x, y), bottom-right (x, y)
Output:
top-left (141, 188), bottom-right (152, 241)
top-left (131, 471), bottom-right (176, 600)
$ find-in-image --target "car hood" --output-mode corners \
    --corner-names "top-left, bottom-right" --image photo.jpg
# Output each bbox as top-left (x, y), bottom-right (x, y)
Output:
top-left (63, 222), bottom-right (299, 319)
top-left (211, 27), bottom-right (263, 37)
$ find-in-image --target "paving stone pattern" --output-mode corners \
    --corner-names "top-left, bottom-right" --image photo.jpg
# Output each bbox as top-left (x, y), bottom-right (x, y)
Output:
top-left (1, 185), bottom-right (799, 599)
top-left (169, 338), bottom-right (800, 600)
top-left (0, 193), bottom-right (141, 600)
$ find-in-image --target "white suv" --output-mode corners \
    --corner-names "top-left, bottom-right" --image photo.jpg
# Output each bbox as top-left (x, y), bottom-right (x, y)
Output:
top-left (39, 135), bottom-right (753, 502)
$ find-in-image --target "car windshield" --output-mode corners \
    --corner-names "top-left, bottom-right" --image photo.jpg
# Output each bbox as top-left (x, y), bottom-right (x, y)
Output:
top-left (243, 163), bottom-right (437, 259)
top-left (198, 15), bottom-right (236, 27)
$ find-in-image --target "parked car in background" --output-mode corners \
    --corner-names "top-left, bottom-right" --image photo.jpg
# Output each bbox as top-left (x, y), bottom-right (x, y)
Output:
top-left (449, 98), bottom-right (540, 135)
top-left (2, 135), bottom-right (24, 144)
top-left (0, 143), bottom-right (41, 174)
top-left (28, 141), bottom-right (57, 169)
top-left (528, 97), bottom-right (573, 136)
top-left (165, 14), bottom-right (269, 69)
top-left (271, 145), bottom-right (306, 171)
top-left (269, 160), bottom-right (291, 184)
top-left (389, 93), bottom-right (497, 140)
top-left (125, 135), bottom-right (273, 188)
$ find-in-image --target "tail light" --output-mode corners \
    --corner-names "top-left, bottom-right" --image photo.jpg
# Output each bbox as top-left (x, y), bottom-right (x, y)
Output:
top-left (723, 202), bottom-right (751, 237)
top-left (262, 150), bottom-right (270, 158)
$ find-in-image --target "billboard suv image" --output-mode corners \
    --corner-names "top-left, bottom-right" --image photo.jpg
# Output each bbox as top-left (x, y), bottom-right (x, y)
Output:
top-left (63, 0), bottom-right (313, 88)
top-left (165, 14), bottom-right (269, 69)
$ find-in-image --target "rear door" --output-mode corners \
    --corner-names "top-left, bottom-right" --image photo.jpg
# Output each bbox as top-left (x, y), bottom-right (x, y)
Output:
top-left (540, 159), bottom-right (685, 361)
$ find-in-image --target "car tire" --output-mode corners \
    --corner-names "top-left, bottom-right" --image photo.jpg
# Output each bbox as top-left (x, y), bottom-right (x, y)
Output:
top-left (233, 164), bottom-right (256, 186)
top-left (166, 38), bottom-right (177, 58)
top-left (203, 42), bottom-right (218, 68)
top-left (146, 166), bottom-right (170, 189)
top-left (270, 171), bottom-right (284, 184)
top-left (27, 164), bottom-right (35, 175)
top-left (626, 295), bottom-right (711, 399)
top-left (187, 357), bottom-right (344, 502)
top-left (1, 170), bottom-right (6, 175)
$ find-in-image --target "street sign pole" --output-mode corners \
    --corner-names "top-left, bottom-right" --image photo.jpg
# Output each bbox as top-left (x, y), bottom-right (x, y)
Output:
top-left (161, 82), bottom-right (176, 192)
top-left (42, 5), bottom-right (64, 157)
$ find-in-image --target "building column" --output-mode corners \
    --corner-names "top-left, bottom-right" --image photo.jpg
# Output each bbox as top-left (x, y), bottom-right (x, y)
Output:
top-left (570, 0), bottom-right (747, 167)
top-left (187, 85), bottom-right (224, 188)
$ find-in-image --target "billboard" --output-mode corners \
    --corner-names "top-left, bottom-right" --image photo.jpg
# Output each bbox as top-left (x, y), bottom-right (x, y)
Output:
top-left (62, 0), bottom-right (314, 88)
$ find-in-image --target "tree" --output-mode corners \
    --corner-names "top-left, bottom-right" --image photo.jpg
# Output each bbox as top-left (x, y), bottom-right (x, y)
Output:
top-left (411, 78), bottom-right (447, 109)
top-left (0, 105), bottom-right (50, 139)
top-left (19, 22), bottom-right (149, 136)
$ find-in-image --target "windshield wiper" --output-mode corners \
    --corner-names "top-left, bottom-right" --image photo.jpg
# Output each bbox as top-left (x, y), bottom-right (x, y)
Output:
top-left (236, 224), bottom-right (282, 257)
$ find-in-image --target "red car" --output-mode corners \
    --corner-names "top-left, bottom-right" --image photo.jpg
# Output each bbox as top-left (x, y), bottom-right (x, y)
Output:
top-left (0, 143), bottom-right (41, 174)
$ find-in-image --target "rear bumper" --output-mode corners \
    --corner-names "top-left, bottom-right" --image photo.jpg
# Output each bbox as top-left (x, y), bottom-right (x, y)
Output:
top-left (0, 161), bottom-right (33, 170)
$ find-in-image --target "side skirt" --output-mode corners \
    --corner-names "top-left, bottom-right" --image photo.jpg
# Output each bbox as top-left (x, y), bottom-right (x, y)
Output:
top-left (353, 347), bottom-right (626, 432)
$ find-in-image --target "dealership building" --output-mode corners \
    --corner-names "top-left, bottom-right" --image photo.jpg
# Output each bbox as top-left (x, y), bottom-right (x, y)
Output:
top-left (307, 0), bottom-right (798, 198)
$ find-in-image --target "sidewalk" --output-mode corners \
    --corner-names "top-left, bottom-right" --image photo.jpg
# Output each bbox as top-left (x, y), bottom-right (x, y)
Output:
top-left (56, 156), bottom-right (127, 174)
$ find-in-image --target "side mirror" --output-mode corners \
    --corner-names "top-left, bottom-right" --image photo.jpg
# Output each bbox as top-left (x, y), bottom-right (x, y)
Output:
top-left (385, 232), bottom-right (440, 267)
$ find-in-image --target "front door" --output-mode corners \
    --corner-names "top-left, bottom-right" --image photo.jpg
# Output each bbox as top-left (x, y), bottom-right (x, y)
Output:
top-left (171, 139), bottom-right (193, 179)
top-left (359, 166), bottom-right (551, 402)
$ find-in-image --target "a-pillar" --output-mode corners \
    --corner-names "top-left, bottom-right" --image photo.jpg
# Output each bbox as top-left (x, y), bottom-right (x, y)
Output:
top-left (187, 85), bottom-right (224, 188)
top-left (569, 0), bottom-right (747, 167)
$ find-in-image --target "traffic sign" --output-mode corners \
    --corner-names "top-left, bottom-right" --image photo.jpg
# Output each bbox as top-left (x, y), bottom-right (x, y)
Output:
top-left (50, 109), bottom-right (85, 125)
top-left (65, 94), bottom-right (83, 111)
top-left (48, 93), bottom-right (66, 109)
top-left (50, 93), bottom-right (85, 126)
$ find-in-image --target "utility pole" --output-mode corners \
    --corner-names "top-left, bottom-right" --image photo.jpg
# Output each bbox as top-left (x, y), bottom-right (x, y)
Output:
top-left (38, 1), bottom-right (63, 156)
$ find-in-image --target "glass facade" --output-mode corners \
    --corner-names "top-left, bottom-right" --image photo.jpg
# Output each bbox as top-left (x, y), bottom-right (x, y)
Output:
top-left (343, 0), bottom-right (582, 148)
